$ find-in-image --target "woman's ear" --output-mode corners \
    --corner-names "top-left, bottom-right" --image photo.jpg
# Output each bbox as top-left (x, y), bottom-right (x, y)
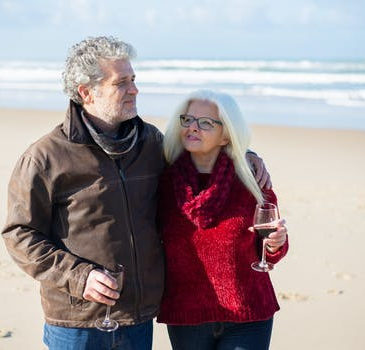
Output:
top-left (220, 131), bottom-right (230, 146)
top-left (220, 136), bottom-right (230, 146)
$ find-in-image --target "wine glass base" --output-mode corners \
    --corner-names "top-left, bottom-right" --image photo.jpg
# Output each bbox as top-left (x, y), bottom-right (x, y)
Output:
top-left (95, 318), bottom-right (119, 332)
top-left (251, 261), bottom-right (274, 272)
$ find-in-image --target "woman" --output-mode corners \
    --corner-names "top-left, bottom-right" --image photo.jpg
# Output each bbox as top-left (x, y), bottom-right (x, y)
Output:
top-left (157, 90), bottom-right (288, 350)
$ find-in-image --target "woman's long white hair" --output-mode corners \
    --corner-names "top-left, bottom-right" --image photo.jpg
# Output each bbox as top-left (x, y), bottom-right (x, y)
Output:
top-left (163, 89), bottom-right (264, 204)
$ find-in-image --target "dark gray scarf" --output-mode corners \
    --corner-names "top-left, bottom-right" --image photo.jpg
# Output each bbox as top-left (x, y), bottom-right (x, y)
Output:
top-left (82, 111), bottom-right (139, 159)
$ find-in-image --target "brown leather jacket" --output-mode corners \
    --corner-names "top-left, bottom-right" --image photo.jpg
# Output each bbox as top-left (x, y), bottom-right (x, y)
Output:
top-left (2, 101), bottom-right (166, 327)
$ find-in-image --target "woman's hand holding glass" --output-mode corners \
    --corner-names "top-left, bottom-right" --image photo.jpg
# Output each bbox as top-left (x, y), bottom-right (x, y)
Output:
top-left (265, 219), bottom-right (287, 253)
top-left (250, 203), bottom-right (288, 272)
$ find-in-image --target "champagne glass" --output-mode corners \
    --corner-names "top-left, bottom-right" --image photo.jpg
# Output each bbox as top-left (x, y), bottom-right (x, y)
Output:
top-left (251, 203), bottom-right (278, 272)
top-left (95, 264), bottom-right (125, 332)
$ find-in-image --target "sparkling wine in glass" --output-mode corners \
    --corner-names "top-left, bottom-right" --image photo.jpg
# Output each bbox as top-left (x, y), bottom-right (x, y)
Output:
top-left (251, 203), bottom-right (278, 272)
top-left (95, 264), bottom-right (125, 332)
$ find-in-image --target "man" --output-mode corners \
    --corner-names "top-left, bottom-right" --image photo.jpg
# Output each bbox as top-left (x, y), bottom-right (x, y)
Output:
top-left (1, 36), bottom-right (271, 350)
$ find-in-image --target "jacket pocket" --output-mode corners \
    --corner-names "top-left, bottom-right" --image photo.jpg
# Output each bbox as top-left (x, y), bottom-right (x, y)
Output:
top-left (69, 295), bottom-right (83, 308)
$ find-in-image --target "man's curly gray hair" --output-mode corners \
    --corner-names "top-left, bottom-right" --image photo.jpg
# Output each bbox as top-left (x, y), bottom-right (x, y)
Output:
top-left (62, 36), bottom-right (136, 104)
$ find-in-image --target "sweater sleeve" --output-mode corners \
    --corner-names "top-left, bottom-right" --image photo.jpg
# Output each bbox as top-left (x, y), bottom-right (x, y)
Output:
top-left (261, 188), bottom-right (289, 264)
top-left (266, 237), bottom-right (289, 264)
top-left (1, 153), bottom-right (96, 299)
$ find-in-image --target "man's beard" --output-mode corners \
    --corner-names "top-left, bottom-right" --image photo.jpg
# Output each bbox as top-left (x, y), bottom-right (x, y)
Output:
top-left (98, 103), bottom-right (137, 123)
top-left (121, 104), bottom-right (138, 120)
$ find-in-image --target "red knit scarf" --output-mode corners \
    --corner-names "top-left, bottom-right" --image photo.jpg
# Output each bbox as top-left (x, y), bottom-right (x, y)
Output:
top-left (170, 151), bottom-right (236, 228)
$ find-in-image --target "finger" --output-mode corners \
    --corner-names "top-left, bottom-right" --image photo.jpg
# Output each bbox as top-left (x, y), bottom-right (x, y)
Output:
top-left (267, 231), bottom-right (286, 244)
top-left (277, 218), bottom-right (286, 226)
top-left (94, 280), bottom-right (120, 300)
top-left (267, 229), bottom-right (287, 242)
top-left (254, 160), bottom-right (264, 183)
top-left (85, 288), bottom-right (117, 305)
top-left (97, 295), bottom-right (116, 306)
top-left (258, 171), bottom-right (269, 189)
top-left (266, 220), bottom-right (286, 235)
top-left (248, 226), bottom-right (254, 232)
top-left (268, 230), bottom-right (287, 240)
top-left (96, 272), bottom-right (119, 290)
top-left (267, 233), bottom-right (287, 242)
top-left (83, 270), bottom-right (120, 304)
top-left (83, 280), bottom-right (120, 303)
top-left (276, 224), bottom-right (288, 237)
top-left (265, 177), bottom-right (272, 190)
top-left (266, 238), bottom-right (285, 247)
top-left (277, 227), bottom-right (287, 236)
top-left (266, 238), bottom-right (286, 249)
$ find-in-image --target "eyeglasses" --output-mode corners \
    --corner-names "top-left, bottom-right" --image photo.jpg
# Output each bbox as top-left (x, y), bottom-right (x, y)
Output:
top-left (179, 114), bottom-right (223, 131)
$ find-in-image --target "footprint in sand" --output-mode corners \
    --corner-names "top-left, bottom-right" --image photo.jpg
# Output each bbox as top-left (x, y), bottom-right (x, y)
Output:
top-left (327, 289), bottom-right (344, 296)
top-left (333, 272), bottom-right (355, 280)
top-left (277, 292), bottom-right (309, 302)
top-left (357, 203), bottom-right (365, 210)
top-left (0, 329), bottom-right (12, 338)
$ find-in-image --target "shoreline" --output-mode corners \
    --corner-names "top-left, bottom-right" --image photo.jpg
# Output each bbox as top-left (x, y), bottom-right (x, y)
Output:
top-left (2, 106), bottom-right (365, 132)
top-left (1, 107), bottom-right (365, 349)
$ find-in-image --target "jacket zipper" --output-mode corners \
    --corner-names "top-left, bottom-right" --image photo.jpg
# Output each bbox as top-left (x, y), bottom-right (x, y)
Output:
top-left (114, 160), bottom-right (142, 322)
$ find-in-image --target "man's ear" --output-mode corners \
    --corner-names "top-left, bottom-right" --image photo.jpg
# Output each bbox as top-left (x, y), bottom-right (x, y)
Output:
top-left (77, 85), bottom-right (93, 104)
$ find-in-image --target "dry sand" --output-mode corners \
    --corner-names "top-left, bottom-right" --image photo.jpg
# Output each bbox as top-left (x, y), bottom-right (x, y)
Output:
top-left (0, 108), bottom-right (364, 349)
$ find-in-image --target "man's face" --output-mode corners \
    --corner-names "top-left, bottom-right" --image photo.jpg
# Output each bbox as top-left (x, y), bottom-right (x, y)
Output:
top-left (88, 59), bottom-right (138, 124)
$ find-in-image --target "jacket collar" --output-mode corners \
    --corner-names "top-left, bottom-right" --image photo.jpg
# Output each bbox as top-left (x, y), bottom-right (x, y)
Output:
top-left (62, 100), bottom-right (146, 146)
top-left (62, 100), bottom-right (95, 145)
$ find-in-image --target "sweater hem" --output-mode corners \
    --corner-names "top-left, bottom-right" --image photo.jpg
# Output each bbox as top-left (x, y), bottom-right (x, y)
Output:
top-left (157, 307), bottom-right (279, 326)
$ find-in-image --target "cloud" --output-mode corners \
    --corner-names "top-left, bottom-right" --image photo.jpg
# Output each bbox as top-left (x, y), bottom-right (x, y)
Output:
top-left (0, 0), bottom-right (28, 22)
top-left (48, 0), bottom-right (107, 25)
top-left (265, 0), bottom-right (361, 27)
top-left (0, 0), bottom-right (109, 27)
top-left (1, 0), bottom-right (364, 60)
top-left (0, 0), bottom-right (23, 13)
top-left (144, 9), bottom-right (158, 27)
top-left (137, 0), bottom-right (264, 29)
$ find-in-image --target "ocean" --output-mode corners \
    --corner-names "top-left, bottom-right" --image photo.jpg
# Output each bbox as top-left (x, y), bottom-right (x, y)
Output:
top-left (1, 59), bottom-right (365, 130)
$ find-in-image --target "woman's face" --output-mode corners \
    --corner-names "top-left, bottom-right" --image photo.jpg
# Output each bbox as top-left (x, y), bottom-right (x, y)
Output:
top-left (180, 99), bottom-right (228, 158)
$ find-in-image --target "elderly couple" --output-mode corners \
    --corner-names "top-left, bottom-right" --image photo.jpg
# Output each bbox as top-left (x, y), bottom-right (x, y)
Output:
top-left (2, 36), bottom-right (288, 350)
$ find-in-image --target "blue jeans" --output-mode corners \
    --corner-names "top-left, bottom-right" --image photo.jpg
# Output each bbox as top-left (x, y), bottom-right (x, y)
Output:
top-left (167, 318), bottom-right (273, 350)
top-left (43, 320), bottom-right (153, 350)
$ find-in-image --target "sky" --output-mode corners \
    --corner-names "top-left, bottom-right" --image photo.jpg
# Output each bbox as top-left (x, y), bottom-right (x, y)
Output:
top-left (0, 0), bottom-right (364, 61)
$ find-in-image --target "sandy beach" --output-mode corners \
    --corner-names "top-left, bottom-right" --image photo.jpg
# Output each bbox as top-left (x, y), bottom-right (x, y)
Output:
top-left (0, 107), bottom-right (364, 350)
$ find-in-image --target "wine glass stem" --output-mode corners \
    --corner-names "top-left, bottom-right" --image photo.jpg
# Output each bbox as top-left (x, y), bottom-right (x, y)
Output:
top-left (104, 305), bottom-right (111, 323)
top-left (261, 239), bottom-right (267, 266)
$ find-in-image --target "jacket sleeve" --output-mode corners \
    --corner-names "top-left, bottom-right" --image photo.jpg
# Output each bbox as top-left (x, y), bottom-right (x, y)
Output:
top-left (1, 153), bottom-right (95, 299)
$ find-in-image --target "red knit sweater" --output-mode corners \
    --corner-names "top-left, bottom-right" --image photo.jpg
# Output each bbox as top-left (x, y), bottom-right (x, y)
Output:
top-left (157, 152), bottom-right (289, 325)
